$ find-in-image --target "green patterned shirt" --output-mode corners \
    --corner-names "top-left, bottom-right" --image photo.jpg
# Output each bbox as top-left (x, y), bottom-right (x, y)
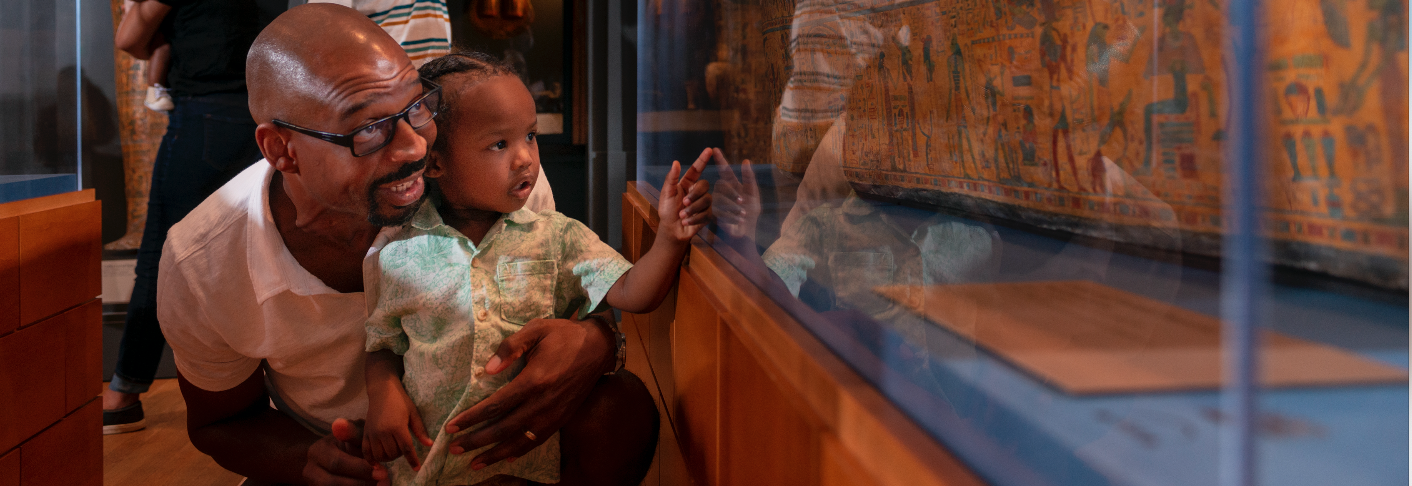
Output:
top-left (366, 202), bottom-right (631, 486)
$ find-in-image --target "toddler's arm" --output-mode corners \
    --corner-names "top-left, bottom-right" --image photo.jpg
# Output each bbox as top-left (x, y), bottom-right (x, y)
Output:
top-left (363, 350), bottom-right (434, 469)
top-left (605, 151), bottom-right (713, 313)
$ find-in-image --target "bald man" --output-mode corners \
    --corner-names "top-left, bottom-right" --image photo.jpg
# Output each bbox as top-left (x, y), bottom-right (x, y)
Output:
top-left (155, 5), bottom-right (657, 485)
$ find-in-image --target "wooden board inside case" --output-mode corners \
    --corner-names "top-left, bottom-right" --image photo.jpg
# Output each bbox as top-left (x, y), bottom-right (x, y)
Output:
top-left (875, 281), bottom-right (1407, 394)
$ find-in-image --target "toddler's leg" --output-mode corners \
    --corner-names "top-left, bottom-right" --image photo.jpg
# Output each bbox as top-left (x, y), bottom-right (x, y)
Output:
top-left (144, 37), bottom-right (173, 112)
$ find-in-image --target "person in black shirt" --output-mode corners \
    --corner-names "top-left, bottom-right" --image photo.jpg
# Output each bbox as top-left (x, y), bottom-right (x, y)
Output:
top-left (104, 0), bottom-right (286, 434)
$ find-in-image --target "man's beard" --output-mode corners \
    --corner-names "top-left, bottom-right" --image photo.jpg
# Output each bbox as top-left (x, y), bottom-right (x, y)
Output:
top-left (366, 159), bottom-right (428, 227)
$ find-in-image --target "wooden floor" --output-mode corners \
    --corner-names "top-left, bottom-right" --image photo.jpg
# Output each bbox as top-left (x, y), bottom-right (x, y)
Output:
top-left (103, 379), bottom-right (243, 486)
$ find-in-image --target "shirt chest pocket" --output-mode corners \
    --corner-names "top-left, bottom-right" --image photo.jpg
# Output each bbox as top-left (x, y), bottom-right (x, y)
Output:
top-left (496, 260), bottom-right (557, 324)
top-left (827, 251), bottom-right (896, 314)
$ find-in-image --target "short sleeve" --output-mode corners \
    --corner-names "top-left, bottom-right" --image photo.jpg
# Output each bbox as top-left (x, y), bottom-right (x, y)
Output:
top-left (761, 208), bottom-right (827, 297)
top-left (556, 218), bottom-right (631, 319)
top-left (365, 239), bottom-right (415, 355)
top-left (156, 247), bottom-right (261, 392)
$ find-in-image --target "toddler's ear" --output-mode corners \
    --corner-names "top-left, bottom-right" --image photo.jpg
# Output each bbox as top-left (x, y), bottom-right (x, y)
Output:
top-left (424, 151), bottom-right (445, 178)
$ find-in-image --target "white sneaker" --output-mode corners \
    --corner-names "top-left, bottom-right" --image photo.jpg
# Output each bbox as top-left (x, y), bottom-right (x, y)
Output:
top-left (144, 84), bottom-right (174, 112)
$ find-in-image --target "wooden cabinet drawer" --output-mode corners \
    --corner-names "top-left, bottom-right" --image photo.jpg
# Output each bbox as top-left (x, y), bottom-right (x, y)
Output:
top-left (0, 316), bottom-right (67, 454)
top-left (0, 447), bottom-right (19, 486)
top-left (62, 301), bottom-right (102, 414)
top-left (19, 400), bottom-right (101, 486)
top-left (17, 200), bottom-right (101, 327)
top-left (0, 217), bottom-right (16, 336)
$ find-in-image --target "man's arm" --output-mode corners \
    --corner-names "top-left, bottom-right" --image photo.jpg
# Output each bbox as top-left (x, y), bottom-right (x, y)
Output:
top-left (179, 368), bottom-right (383, 486)
top-left (114, 0), bottom-right (170, 60)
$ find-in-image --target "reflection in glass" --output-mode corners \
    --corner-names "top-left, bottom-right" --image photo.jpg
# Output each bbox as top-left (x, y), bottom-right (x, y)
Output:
top-left (639, 0), bottom-right (1408, 484)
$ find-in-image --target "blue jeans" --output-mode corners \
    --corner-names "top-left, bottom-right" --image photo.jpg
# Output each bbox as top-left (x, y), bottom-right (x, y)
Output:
top-left (110, 92), bottom-right (263, 395)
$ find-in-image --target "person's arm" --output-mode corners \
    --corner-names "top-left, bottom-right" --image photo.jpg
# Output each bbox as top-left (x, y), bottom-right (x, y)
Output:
top-left (603, 153), bottom-right (713, 313)
top-left (363, 350), bottom-right (432, 469)
top-left (178, 368), bottom-right (386, 486)
top-left (114, 0), bottom-right (170, 60)
top-left (161, 252), bottom-right (383, 486)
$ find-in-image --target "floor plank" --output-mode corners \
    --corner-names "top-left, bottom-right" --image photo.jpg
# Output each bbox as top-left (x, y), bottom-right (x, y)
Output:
top-left (103, 379), bottom-right (243, 486)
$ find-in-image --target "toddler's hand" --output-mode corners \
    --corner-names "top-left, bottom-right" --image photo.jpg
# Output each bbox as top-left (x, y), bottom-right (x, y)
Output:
top-left (363, 386), bottom-right (435, 470)
top-left (658, 148), bottom-right (713, 242)
top-left (709, 148), bottom-right (760, 242)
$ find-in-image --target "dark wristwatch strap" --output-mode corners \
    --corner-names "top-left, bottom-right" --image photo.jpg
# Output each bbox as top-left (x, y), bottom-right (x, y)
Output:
top-left (609, 330), bottom-right (627, 374)
top-left (603, 314), bottom-right (627, 375)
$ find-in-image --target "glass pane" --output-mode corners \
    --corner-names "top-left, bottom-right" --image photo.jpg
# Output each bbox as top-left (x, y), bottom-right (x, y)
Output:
top-left (1, 0), bottom-right (82, 203)
top-left (637, 0), bottom-right (1408, 485)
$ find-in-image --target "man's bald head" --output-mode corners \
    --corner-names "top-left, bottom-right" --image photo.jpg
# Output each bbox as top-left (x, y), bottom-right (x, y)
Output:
top-left (246, 3), bottom-right (411, 124)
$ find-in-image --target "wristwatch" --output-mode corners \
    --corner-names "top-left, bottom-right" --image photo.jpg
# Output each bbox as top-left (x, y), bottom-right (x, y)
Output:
top-left (610, 330), bottom-right (627, 375)
top-left (604, 314), bottom-right (627, 375)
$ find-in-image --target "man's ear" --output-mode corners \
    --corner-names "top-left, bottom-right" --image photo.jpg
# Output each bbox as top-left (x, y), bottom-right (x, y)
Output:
top-left (424, 150), bottom-right (445, 178)
top-left (255, 123), bottom-right (298, 174)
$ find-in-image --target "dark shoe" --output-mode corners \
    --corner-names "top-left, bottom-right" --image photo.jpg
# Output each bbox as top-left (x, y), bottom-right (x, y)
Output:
top-left (102, 401), bottom-right (146, 435)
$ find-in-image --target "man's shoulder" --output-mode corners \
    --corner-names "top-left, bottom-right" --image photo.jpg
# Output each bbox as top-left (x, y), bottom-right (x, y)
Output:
top-left (166, 162), bottom-right (268, 266)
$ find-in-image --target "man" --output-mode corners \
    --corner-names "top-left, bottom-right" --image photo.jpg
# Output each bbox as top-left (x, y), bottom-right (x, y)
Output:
top-left (157, 5), bottom-right (665, 484)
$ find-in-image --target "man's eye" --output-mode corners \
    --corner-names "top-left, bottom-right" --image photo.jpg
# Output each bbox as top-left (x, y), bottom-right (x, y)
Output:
top-left (352, 123), bottom-right (381, 143)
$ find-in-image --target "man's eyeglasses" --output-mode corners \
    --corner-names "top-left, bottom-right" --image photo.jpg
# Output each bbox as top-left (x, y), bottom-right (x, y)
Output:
top-left (273, 79), bottom-right (442, 157)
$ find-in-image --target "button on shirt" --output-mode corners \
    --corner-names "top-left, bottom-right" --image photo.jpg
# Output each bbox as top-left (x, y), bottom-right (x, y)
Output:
top-left (365, 202), bottom-right (631, 485)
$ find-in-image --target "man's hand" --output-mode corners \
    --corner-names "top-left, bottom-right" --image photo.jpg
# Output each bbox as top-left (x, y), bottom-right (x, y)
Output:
top-left (441, 314), bottom-right (616, 470)
top-left (657, 148), bottom-right (713, 241)
top-left (304, 418), bottom-right (389, 486)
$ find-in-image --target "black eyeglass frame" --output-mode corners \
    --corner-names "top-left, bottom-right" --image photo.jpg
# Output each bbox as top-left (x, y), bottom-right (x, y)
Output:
top-left (272, 78), bottom-right (442, 157)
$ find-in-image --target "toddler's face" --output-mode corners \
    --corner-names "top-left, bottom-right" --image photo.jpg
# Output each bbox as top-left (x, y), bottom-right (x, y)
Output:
top-left (430, 74), bottom-right (539, 214)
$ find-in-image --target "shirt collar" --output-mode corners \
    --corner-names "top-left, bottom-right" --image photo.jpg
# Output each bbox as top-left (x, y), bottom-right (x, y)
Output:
top-left (245, 163), bottom-right (346, 303)
top-left (840, 190), bottom-right (875, 216)
top-left (408, 201), bottom-right (446, 232)
top-left (408, 203), bottom-right (543, 232)
top-left (504, 207), bottom-right (542, 225)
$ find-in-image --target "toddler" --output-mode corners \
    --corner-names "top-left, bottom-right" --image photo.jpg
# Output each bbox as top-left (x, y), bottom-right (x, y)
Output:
top-left (117, 0), bottom-right (173, 112)
top-left (362, 51), bottom-right (711, 486)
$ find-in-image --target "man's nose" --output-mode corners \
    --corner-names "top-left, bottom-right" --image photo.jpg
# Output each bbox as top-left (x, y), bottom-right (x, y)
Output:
top-left (386, 117), bottom-right (428, 163)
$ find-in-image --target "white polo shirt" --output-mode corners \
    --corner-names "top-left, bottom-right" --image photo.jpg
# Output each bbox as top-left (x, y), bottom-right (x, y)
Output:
top-left (157, 161), bottom-right (554, 432)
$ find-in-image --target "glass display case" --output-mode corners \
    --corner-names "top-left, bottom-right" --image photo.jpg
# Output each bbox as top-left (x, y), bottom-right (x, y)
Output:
top-left (636, 0), bottom-right (1408, 484)
top-left (0, 0), bottom-right (83, 203)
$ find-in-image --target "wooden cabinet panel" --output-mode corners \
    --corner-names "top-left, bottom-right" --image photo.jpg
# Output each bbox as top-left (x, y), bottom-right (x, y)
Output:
top-left (820, 434), bottom-right (882, 486)
top-left (656, 411), bottom-right (692, 486)
top-left (645, 283), bottom-right (676, 416)
top-left (621, 196), bottom-right (640, 261)
top-left (0, 447), bottom-right (19, 486)
top-left (18, 200), bottom-right (101, 326)
top-left (0, 217), bottom-right (17, 336)
top-left (62, 301), bottom-right (102, 414)
top-left (719, 327), bottom-right (820, 486)
top-left (622, 187), bottom-right (986, 486)
top-left (20, 401), bottom-right (101, 486)
top-left (0, 319), bottom-right (67, 454)
top-left (671, 271), bottom-right (719, 486)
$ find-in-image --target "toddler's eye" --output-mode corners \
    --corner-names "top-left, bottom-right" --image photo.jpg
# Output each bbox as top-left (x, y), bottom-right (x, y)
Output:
top-left (491, 140), bottom-right (507, 150)
top-left (525, 131), bottom-right (537, 143)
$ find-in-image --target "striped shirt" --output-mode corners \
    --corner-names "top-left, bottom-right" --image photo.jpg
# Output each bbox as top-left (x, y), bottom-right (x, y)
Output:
top-left (311, 0), bottom-right (451, 66)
